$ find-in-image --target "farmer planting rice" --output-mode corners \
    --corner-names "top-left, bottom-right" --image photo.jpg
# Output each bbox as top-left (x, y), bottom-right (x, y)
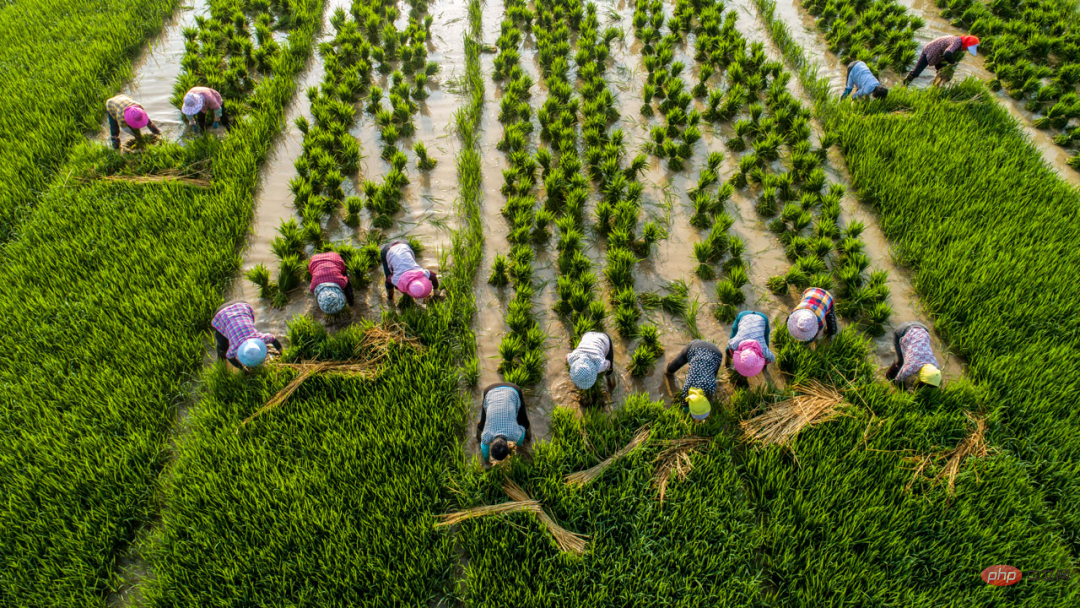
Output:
top-left (211, 301), bottom-right (281, 370)
top-left (105, 94), bottom-right (161, 150)
top-left (477, 382), bottom-right (530, 463)
top-left (787, 287), bottom-right (837, 344)
top-left (885, 322), bottom-right (943, 389)
top-left (725, 311), bottom-right (776, 378)
top-left (181, 86), bottom-right (231, 132)
top-left (903, 36), bottom-right (979, 86)
top-left (567, 331), bottom-right (615, 391)
top-left (666, 340), bottom-right (723, 421)
top-left (382, 240), bottom-right (439, 303)
top-left (308, 251), bottom-right (354, 314)
top-left (841, 61), bottom-right (888, 101)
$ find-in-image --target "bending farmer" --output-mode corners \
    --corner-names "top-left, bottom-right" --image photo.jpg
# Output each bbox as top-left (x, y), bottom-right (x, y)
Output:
top-left (567, 331), bottom-right (615, 391)
top-left (885, 322), bottom-right (943, 389)
top-left (726, 311), bottom-right (775, 378)
top-left (841, 61), bottom-right (888, 101)
top-left (477, 382), bottom-right (530, 463)
top-left (666, 340), bottom-right (723, 421)
top-left (787, 287), bottom-right (837, 343)
top-left (182, 86), bottom-right (231, 132)
top-left (308, 251), bottom-right (354, 314)
top-left (106, 94), bottom-right (161, 150)
top-left (211, 301), bottom-right (281, 370)
top-left (382, 240), bottom-right (439, 303)
top-left (903, 36), bottom-right (979, 86)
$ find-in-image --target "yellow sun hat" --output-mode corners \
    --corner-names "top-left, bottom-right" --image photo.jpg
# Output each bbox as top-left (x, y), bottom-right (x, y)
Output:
top-left (918, 364), bottom-right (942, 387)
top-left (686, 387), bottom-right (711, 421)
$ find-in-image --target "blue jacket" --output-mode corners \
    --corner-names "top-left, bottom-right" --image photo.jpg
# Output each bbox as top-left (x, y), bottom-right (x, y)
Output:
top-left (842, 61), bottom-right (880, 100)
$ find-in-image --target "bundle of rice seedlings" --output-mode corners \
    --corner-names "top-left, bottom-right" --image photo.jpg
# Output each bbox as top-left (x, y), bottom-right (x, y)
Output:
top-left (502, 480), bottom-right (589, 554)
top-left (741, 381), bottom-right (845, 447)
top-left (566, 425), bottom-right (651, 487)
top-left (652, 437), bottom-right (712, 503)
top-left (435, 500), bottom-right (543, 527)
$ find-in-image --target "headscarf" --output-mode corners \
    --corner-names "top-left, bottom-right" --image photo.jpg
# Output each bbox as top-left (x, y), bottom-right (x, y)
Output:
top-left (398, 268), bottom-right (432, 299)
top-left (732, 341), bottom-right (766, 377)
top-left (315, 283), bottom-right (346, 314)
top-left (123, 106), bottom-right (148, 129)
top-left (787, 309), bottom-right (819, 342)
top-left (687, 387), bottom-right (711, 421)
top-left (237, 337), bottom-right (268, 367)
top-left (182, 92), bottom-right (205, 116)
top-left (569, 356), bottom-right (600, 389)
top-left (918, 364), bottom-right (942, 387)
top-left (961, 35), bottom-right (979, 55)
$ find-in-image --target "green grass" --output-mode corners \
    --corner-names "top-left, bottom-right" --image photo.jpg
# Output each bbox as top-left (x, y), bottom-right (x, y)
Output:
top-left (0, 1), bottom-right (325, 604)
top-left (0, 0), bottom-right (180, 242)
top-left (835, 80), bottom-right (1080, 555)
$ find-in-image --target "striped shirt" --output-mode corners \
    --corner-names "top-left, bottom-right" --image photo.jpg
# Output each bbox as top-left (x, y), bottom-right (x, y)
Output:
top-left (729, 312), bottom-right (776, 363)
top-left (106, 95), bottom-right (142, 129)
top-left (386, 243), bottom-right (429, 286)
top-left (308, 252), bottom-right (348, 291)
top-left (683, 343), bottom-right (723, 400)
top-left (480, 387), bottom-right (526, 459)
top-left (566, 332), bottom-right (612, 372)
top-left (896, 326), bottom-right (940, 384)
top-left (794, 288), bottom-right (834, 330)
top-left (211, 302), bottom-right (277, 359)
top-left (922, 36), bottom-right (963, 67)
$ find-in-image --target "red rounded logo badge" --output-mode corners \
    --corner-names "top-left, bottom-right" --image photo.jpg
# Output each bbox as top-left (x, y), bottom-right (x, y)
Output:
top-left (981, 565), bottom-right (1022, 586)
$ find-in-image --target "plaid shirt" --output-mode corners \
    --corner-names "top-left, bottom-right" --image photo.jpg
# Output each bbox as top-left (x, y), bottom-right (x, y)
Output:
top-left (106, 95), bottom-right (140, 128)
top-left (480, 387), bottom-right (526, 459)
top-left (896, 326), bottom-right (940, 383)
top-left (795, 288), bottom-right (834, 330)
top-left (211, 302), bottom-right (276, 359)
top-left (922, 36), bottom-right (962, 66)
top-left (308, 252), bottom-right (348, 292)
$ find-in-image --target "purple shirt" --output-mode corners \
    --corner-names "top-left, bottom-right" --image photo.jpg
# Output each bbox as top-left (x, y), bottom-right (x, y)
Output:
top-left (211, 302), bottom-right (276, 359)
top-left (896, 326), bottom-right (940, 383)
top-left (187, 86), bottom-right (223, 110)
top-left (922, 36), bottom-right (963, 66)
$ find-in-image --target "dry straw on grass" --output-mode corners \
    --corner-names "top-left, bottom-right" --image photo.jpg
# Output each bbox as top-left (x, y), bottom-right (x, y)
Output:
top-left (236, 324), bottom-right (421, 431)
top-left (96, 173), bottom-right (211, 188)
top-left (565, 425), bottom-right (651, 487)
top-left (905, 413), bottom-right (989, 496)
top-left (434, 501), bottom-right (542, 527)
top-left (741, 380), bottom-right (845, 447)
top-left (502, 479), bottom-right (589, 554)
top-left (651, 437), bottom-right (712, 504)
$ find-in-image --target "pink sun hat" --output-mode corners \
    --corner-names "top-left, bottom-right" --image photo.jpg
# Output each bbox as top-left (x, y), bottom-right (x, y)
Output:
top-left (398, 269), bottom-right (433, 299)
top-left (123, 106), bottom-right (149, 129)
top-left (732, 341), bottom-right (766, 377)
top-left (787, 309), bottom-right (819, 342)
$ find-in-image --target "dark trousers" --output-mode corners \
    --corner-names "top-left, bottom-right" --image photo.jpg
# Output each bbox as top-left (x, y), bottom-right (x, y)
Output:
top-left (195, 108), bottom-right (231, 131)
top-left (823, 307), bottom-right (838, 337)
top-left (909, 54), bottom-right (934, 79)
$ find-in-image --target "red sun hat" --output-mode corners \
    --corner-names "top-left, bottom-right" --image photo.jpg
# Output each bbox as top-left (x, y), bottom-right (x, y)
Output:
top-left (961, 35), bottom-right (979, 50)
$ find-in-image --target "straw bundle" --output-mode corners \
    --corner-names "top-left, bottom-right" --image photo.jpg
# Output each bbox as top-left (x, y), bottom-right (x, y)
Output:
top-left (434, 500), bottom-right (542, 527)
top-left (97, 174), bottom-right (211, 188)
top-left (565, 425), bottom-right (651, 487)
top-left (502, 480), bottom-right (589, 554)
top-left (906, 414), bottom-right (988, 496)
top-left (741, 381), bottom-right (845, 447)
top-left (237, 360), bottom-right (381, 431)
top-left (651, 437), bottom-right (712, 504)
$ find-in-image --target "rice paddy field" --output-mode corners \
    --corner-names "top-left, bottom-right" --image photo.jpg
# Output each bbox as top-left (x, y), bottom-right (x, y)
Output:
top-left (2, 0), bottom-right (1079, 605)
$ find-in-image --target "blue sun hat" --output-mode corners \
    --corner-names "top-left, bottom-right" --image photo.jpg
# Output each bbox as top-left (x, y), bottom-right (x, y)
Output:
top-left (315, 283), bottom-right (346, 314)
top-left (237, 338), bottom-right (268, 368)
top-left (569, 356), bottom-right (600, 389)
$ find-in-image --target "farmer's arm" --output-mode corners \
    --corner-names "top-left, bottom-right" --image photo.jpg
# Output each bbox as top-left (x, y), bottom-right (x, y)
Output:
top-left (666, 343), bottom-right (692, 374)
top-left (429, 270), bottom-right (440, 290)
top-left (344, 283), bottom-right (355, 306)
top-left (942, 38), bottom-right (963, 63)
top-left (147, 119), bottom-right (161, 136)
top-left (841, 69), bottom-right (856, 100)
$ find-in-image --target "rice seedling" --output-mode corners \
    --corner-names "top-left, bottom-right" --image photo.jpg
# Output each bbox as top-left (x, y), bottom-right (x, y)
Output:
top-left (413, 141), bottom-right (437, 169)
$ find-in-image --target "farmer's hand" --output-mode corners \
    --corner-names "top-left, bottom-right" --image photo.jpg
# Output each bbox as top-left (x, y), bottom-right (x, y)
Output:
top-left (212, 121), bottom-right (221, 129)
